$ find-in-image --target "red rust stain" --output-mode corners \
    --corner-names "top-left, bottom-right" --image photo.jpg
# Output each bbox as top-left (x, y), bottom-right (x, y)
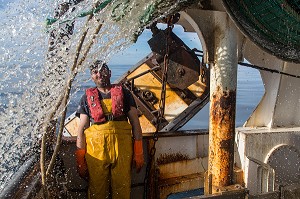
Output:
top-left (209, 86), bottom-right (236, 187)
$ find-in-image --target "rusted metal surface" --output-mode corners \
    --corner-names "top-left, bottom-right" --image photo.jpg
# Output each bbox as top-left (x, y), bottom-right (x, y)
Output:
top-left (122, 59), bottom-right (200, 132)
top-left (158, 157), bottom-right (206, 199)
top-left (191, 185), bottom-right (248, 199)
top-left (249, 191), bottom-right (280, 199)
top-left (156, 153), bottom-right (189, 165)
top-left (209, 87), bottom-right (236, 189)
top-left (207, 12), bottom-right (238, 193)
top-left (148, 29), bottom-right (200, 90)
top-left (147, 139), bottom-right (159, 199)
top-left (159, 173), bottom-right (204, 199)
top-left (116, 39), bottom-right (209, 133)
top-left (281, 183), bottom-right (300, 199)
top-left (143, 129), bottom-right (209, 138)
top-left (158, 158), bottom-right (207, 180)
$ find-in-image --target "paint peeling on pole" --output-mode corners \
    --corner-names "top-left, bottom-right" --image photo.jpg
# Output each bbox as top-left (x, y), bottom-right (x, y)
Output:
top-left (207, 12), bottom-right (238, 194)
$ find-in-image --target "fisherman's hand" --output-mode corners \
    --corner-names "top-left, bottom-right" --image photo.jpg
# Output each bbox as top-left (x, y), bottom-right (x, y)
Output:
top-left (134, 140), bottom-right (144, 173)
top-left (75, 148), bottom-right (88, 179)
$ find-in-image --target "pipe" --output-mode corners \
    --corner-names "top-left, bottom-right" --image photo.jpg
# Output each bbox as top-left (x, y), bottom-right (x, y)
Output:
top-left (207, 12), bottom-right (238, 193)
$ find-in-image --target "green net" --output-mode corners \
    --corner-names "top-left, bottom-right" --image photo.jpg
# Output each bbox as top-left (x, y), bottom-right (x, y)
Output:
top-left (46, 0), bottom-right (195, 26)
top-left (46, 0), bottom-right (113, 26)
top-left (46, 0), bottom-right (197, 42)
top-left (241, 0), bottom-right (300, 46)
top-left (224, 0), bottom-right (300, 62)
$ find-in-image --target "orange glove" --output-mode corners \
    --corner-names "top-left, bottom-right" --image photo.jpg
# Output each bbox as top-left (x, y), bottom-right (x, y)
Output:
top-left (134, 140), bottom-right (144, 173)
top-left (75, 148), bottom-right (88, 179)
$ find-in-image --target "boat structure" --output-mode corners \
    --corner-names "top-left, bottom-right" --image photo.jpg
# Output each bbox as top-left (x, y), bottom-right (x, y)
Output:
top-left (1, 0), bottom-right (300, 198)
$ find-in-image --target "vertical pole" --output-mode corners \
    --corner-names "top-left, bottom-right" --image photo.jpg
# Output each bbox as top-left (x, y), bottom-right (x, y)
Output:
top-left (207, 12), bottom-right (238, 193)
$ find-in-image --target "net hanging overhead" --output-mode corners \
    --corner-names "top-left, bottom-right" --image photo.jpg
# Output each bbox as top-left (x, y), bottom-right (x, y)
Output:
top-left (223, 0), bottom-right (300, 63)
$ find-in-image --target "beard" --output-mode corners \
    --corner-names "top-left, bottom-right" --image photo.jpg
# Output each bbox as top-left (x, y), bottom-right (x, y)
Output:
top-left (95, 80), bottom-right (111, 88)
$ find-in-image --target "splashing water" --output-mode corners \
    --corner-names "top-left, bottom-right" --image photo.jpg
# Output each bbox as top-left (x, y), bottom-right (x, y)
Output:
top-left (0, 0), bottom-right (52, 190)
top-left (0, 0), bottom-right (196, 191)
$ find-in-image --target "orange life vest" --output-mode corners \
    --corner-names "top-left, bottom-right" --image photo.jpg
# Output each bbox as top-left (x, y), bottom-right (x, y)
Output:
top-left (86, 85), bottom-right (124, 123)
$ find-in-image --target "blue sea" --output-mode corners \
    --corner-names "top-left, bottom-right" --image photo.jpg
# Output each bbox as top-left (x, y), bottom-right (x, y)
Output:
top-left (66, 64), bottom-right (264, 129)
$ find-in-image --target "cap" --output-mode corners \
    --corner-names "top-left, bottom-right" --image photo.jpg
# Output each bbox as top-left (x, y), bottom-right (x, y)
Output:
top-left (89, 60), bottom-right (109, 71)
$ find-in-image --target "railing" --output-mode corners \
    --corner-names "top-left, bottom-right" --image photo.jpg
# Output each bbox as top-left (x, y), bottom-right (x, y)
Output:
top-left (0, 154), bottom-right (40, 199)
top-left (247, 156), bottom-right (275, 194)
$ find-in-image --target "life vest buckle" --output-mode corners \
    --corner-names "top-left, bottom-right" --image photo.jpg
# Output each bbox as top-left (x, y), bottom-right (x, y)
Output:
top-left (105, 114), bottom-right (114, 121)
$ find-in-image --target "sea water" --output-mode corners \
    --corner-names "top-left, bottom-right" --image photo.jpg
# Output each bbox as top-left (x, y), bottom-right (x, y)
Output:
top-left (0, 0), bottom-right (264, 192)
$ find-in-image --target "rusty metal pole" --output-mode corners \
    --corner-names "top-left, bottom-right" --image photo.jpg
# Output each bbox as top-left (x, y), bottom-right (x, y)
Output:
top-left (207, 12), bottom-right (238, 194)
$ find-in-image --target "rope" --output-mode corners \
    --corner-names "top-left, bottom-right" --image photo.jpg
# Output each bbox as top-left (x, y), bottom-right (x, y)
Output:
top-left (40, 2), bottom-right (103, 195)
top-left (46, 17), bottom-right (102, 176)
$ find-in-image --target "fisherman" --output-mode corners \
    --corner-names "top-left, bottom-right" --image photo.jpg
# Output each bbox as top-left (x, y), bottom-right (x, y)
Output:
top-left (75, 60), bottom-right (144, 198)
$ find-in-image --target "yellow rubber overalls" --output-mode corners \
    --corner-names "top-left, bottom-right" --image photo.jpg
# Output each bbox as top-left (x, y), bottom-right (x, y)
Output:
top-left (84, 99), bottom-right (133, 199)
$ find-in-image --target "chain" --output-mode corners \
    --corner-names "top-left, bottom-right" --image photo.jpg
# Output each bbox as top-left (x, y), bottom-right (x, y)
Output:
top-left (238, 61), bottom-right (300, 79)
top-left (200, 56), bottom-right (207, 83)
top-left (192, 48), bottom-right (300, 79)
top-left (143, 17), bottom-right (174, 199)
